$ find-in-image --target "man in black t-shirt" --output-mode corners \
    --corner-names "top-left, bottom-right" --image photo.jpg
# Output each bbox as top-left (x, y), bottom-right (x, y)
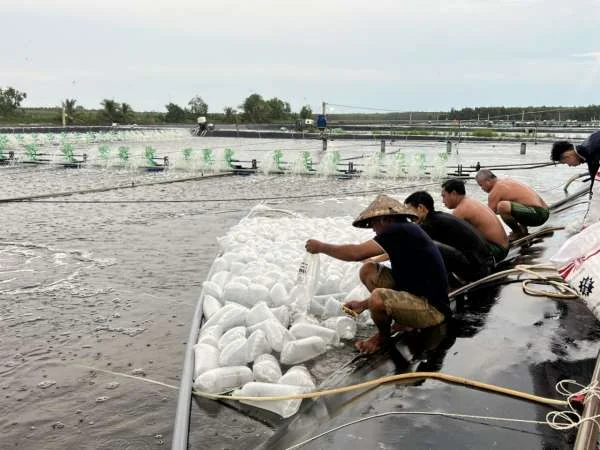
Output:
top-left (305, 194), bottom-right (450, 354)
top-left (405, 191), bottom-right (494, 283)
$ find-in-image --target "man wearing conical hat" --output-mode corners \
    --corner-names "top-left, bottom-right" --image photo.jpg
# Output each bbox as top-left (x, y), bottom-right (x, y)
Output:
top-left (306, 193), bottom-right (451, 354)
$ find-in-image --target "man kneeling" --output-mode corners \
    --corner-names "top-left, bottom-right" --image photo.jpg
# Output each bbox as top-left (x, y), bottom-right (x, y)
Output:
top-left (305, 194), bottom-right (451, 354)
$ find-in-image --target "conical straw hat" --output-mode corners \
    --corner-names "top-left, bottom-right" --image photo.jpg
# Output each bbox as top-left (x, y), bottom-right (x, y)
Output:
top-left (352, 194), bottom-right (417, 228)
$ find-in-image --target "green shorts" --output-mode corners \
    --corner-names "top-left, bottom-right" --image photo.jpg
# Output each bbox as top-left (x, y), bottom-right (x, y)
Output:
top-left (487, 242), bottom-right (509, 264)
top-left (510, 202), bottom-right (550, 227)
top-left (373, 265), bottom-right (445, 329)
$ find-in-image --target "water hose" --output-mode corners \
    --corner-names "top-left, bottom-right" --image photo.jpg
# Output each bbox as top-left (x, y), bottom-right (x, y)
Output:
top-left (191, 371), bottom-right (567, 407)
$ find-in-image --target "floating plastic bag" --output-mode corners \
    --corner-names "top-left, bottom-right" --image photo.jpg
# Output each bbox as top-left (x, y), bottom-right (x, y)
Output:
top-left (323, 296), bottom-right (344, 318)
top-left (202, 280), bottom-right (223, 300)
top-left (252, 353), bottom-right (282, 383)
top-left (321, 316), bottom-right (357, 340)
top-left (246, 302), bottom-right (277, 327)
top-left (248, 283), bottom-right (271, 304)
top-left (223, 281), bottom-right (250, 306)
top-left (269, 283), bottom-right (290, 307)
top-left (210, 270), bottom-right (231, 289)
top-left (203, 303), bottom-right (248, 330)
top-left (246, 329), bottom-right (272, 362)
top-left (280, 336), bottom-right (327, 365)
top-left (278, 366), bottom-right (316, 389)
top-left (291, 253), bottom-right (321, 315)
top-left (194, 366), bottom-right (253, 393)
top-left (290, 323), bottom-right (340, 346)
top-left (248, 319), bottom-right (294, 352)
top-left (232, 382), bottom-right (308, 418)
top-left (270, 306), bottom-right (291, 328)
top-left (203, 295), bottom-right (222, 320)
top-left (193, 343), bottom-right (220, 379)
top-left (219, 337), bottom-right (248, 366)
top-left (218, 326), bottom-right (247, 350)
top-left (552, 225), bottom-right (600, 320)
top-left (197, 325), bottom-right (224, 347)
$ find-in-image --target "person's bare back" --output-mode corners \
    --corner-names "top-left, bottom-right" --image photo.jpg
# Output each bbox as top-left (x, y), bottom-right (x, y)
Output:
top-left (487, 179), bottom-right (547, 212)
top-left (453, 197), bottom-right (508, 248)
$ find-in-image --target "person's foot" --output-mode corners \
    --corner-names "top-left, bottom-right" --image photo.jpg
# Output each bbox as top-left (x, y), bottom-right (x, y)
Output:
top-left (343, 300), bottom-right (368, 316)
top-left (355, 333), bottom-right (384, 353)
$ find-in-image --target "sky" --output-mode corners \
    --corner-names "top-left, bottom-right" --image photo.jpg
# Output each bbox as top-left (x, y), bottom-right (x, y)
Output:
top-left (2, 0), bottom-right (600, 114)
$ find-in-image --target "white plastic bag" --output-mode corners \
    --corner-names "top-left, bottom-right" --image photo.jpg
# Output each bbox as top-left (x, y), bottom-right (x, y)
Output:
top-left (321, 316), bottom-right (357, 340)
top-left (246, 329), bottom-right (272, 362)
top-left (219, 337), bottom-right (248, 366)
top-left (232, 382), bottom-right (308, 418)
top-left (246, 302), bottom-right (277, 327)
top-left (252, 353), bottom-right (282, 383)
top-left (194, 366), bottom-right (253, 393)
top-left (290, 323), bottom-right (339, 346)
top-left (278, 366), bottom-right (316, 389)
top-left (218, 326), bottom-right (247, 350)
top-left (193, 343), bottom-right (220, 379)
top-left (203, 295), bottom-right (222, 320)
top-left (280, 336), bottom-right (327, 365)
top-left (291, 253), bottom-right (321, 315)
top-left (248, 319), bottom-right (294, 352)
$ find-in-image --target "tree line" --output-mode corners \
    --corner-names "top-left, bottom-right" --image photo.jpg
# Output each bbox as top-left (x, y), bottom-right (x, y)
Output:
top-left (1, 85), bottom-right (599, 126)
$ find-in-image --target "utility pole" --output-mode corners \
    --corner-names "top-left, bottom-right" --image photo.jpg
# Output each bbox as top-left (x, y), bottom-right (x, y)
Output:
top-left (321, 101), bottom-right (327, 152)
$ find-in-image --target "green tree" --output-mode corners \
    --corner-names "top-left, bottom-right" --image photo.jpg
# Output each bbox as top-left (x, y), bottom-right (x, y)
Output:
top-left (165, 102), bottom-right (186, 123)
top-left (266, 97), bottom-right (291, 121)
top-left (62, 98), bottom-right (77, 125)
top-left (120, 102), bottom-right (134, 123)
top-left (223, 107), bottom-right (236, 123)
top-left (241, 93), bottom-right (272, 122)
top-left (101, 99), bottom-right (119, 123)
top-left (188, 95), bottom-right (208, 116)
top-left (299, 105), bottom-right (313, 120)
top-left (0, 87), bottom-right (27, 116)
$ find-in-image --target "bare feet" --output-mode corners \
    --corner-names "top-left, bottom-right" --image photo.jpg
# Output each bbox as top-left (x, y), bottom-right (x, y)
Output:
top-left (343, 300), bottom-right (368, 316)
top-left (355, 333), bottom-right (384, 353)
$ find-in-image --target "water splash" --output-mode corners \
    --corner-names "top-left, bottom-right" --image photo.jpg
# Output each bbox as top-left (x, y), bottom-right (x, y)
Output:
top-left (62, 143), bottom-right (75, 163)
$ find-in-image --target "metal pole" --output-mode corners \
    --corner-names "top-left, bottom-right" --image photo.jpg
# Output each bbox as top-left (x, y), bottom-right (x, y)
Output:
top-left (172, 295), bottom-right (205, 450)
top-left (573, 350), bottom-right (600, 450)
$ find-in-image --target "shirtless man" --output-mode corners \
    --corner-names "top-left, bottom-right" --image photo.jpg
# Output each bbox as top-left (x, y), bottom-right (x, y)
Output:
top-left (475, 169), bottom-right (549, 241)
top-left (441, 179), bottom-right (509, 264)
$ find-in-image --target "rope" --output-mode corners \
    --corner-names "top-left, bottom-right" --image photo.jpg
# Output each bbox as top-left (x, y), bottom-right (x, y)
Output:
top-left (284, 411), bottom-right (549, 449)
top-left (285, 378), bottom-right (600, 449)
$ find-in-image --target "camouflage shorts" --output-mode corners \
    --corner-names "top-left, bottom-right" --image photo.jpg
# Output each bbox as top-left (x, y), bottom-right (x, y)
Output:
top-left (374, 265), bottom-right (445, 329)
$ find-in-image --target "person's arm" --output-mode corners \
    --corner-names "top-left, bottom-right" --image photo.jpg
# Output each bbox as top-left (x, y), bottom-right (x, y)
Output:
top-left (305, 239), bottom-right (384, 262)
top-left (367, 253), bottom-right (389, 263)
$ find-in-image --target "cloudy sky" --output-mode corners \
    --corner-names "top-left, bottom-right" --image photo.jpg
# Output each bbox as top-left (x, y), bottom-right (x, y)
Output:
top-left (2, 0), bottom-right (599, 113)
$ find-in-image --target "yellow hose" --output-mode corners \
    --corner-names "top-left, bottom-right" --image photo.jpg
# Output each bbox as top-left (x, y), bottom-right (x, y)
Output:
top-left (193, 371), bottom-right (568, 407)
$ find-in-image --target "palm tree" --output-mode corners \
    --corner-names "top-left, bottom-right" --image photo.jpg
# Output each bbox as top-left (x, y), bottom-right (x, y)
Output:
top-left (101, 99), bottom-right (119, 123)
top-left (62, 98), bottom-right (77, 125)
top-left (120, 102), bottom-right (134, 124)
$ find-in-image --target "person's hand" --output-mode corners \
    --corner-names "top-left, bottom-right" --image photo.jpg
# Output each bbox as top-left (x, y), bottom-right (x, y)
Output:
top-left (305, 239), bottom-right (322, 254)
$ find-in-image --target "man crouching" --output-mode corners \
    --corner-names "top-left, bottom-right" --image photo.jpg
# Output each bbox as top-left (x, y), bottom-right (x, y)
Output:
top-left (305, 194), bottom-right (451, 354)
